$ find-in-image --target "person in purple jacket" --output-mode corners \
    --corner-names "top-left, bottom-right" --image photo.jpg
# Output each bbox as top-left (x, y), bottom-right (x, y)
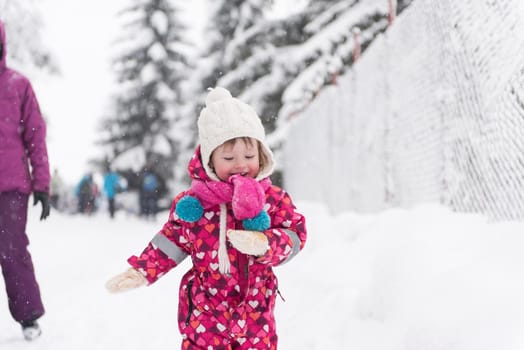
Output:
top-left (0, 19), bottom-right (51, 341)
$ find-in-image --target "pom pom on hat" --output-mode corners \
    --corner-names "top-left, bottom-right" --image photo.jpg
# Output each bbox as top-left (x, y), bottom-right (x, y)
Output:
top-left (205, 87), bottom-right (232, 105)
top-left (242, 210), bottom-right (270, 231)
top-left (175, 196), bottom-right (204, 223)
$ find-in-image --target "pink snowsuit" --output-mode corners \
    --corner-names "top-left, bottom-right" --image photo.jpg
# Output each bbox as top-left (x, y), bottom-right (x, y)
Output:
top-left (128, 149), bottom-right (307, 349)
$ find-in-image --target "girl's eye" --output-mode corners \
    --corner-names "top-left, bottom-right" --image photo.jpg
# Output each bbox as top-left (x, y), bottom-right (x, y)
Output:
top-left (245, 155), bottom-right (255, 159)
top-left (223, 157), bottom-right (234, 161)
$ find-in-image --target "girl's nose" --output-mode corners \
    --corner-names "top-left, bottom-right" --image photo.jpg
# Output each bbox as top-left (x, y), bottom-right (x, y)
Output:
top-left (233, 161), bottom-right (247, 171)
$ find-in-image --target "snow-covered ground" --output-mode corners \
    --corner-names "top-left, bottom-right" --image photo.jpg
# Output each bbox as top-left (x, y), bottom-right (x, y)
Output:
top-left (1, 201), bottom-right (524, 349)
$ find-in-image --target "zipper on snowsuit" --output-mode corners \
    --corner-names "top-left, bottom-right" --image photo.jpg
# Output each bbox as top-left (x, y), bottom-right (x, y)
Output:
top-left (277, 287), bottom-right (286, 302)
top-left (185, 280), bottom-right (194, 326)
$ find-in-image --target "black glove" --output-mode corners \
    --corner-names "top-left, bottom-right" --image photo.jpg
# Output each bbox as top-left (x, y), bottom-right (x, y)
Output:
top-left (33, 191), bottom-right (50, 220)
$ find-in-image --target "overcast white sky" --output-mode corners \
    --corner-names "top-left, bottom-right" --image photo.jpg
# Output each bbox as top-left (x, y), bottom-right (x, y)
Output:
top-left (32, 0), bottom-right (123, 184)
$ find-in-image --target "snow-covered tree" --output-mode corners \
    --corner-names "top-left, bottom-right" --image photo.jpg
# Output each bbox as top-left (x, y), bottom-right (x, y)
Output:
top-left (97, 0), bottom-right (192, 190)
top-left (212, 0), bottom-right (413, 139)
top-left (0, 0), bottom-right (58, 74)
top-left (194, 0), bottom-right (271, 106)
top-left (170, 0), bottom-right (273, 188)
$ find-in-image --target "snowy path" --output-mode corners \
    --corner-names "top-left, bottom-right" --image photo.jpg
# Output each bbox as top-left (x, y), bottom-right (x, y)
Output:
top-left (1, 202), bottom-right (524, 349)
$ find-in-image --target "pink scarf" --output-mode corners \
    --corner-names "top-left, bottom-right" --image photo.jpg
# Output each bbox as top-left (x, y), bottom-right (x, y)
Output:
top-left (189, 174), bottom-right (271, 220)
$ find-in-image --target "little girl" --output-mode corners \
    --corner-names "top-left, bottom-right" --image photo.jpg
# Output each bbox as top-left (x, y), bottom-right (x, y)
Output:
top-left (106, 87), bottom-right (307, 349)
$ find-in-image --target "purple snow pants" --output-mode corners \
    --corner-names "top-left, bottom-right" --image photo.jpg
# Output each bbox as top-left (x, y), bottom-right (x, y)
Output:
top-left (0, 191), bottom-right (45, 322)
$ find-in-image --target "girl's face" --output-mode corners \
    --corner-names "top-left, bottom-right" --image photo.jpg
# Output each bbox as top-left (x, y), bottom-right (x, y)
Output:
top-left (210, 138), bottom-right (260, 181)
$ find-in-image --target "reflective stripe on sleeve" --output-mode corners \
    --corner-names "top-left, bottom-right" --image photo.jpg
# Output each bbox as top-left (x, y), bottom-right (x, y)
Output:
top-left (282, 229), bottom-right (301, 264)
top-left (151, 233), bottom-right (188, 265)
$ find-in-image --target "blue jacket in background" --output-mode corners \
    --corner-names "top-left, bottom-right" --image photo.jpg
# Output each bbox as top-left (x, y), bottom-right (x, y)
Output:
top-left (103, 171), bottom-right (121, 199)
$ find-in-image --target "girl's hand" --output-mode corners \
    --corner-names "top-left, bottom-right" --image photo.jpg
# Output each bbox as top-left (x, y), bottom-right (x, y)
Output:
top-left (105, 268), bottom-right (147, 293)
top-left (227, 229), bottom-right (269, 256)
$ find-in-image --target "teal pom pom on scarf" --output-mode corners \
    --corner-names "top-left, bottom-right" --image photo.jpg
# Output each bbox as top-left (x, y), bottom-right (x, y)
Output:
top-left (242, 210), bottom-right (270, 231)
top-left (175, 195), bottom-right (204, 222)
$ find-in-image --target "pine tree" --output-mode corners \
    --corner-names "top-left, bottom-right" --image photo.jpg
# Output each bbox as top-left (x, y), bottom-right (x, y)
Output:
top-left (0, 0), bottom-right (58, 73)
top-left (98, 0), bottom-right (191, 190)
top-left (174, 0), bottom-right (273, 187)
top-left (210, 0), bottom-right (414, 137)
top-left (194, 0), bottom-right (270, 104)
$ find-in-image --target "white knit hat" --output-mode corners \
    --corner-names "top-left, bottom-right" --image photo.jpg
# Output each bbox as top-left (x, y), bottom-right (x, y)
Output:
top-left (198, 87), bottom-right (275, 181)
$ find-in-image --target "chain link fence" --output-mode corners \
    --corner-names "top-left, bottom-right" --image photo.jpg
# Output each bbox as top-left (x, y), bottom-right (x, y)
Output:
top-left (282, 0), bottom-right (524, 220)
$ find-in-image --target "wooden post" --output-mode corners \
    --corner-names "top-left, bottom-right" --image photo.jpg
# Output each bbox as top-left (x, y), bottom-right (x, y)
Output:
top-left (352, 27), bottom-right (361, 62)
top-left (388, 0), bottom-right (397, 25)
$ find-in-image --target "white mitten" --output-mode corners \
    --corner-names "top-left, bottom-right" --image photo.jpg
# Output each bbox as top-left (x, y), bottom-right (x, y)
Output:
top-left (227, 230), bottom-right (269, 256)
top-left (106, 268), bottom-right (147, 293)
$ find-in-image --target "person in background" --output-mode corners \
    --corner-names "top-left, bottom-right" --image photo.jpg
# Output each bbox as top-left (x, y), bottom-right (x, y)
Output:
top-left (0, 19), bottom-right (50, 341)
top-left (50, 168), bottom-right (65, 211)
top-left (139, 167), bottom-right (161, 219)
top-left (103, 166), bottom-right (123, 219)
top-left (106, 87), bottom-right (307, 349)
top-left (75, 173), bottom-right (97, 214)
